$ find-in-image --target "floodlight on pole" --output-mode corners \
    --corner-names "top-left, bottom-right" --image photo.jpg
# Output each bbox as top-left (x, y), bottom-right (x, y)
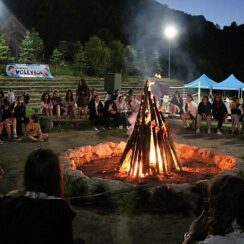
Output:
top-left (164, 26), bottom-right (177, 80)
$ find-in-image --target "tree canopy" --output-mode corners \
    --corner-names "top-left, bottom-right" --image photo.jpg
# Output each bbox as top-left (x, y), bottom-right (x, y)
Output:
top-left (3, 0), bottom-right (244, 80)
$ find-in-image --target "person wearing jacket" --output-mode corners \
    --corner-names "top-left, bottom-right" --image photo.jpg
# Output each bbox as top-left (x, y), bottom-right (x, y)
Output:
top-left (196, 96), bottom-right (212, 134)
top-left (212, 95), bottom-right (228, 135)
top-left (88, 95), bottom-right (104, 130)
top-left (14, 96), bottom-right (28, 136)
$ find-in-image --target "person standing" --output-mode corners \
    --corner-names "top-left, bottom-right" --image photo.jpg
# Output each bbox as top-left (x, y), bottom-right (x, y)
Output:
top-left (76, 79), bottom-right (90, 116)
top-left (212, 95), bottom-right (228, 135)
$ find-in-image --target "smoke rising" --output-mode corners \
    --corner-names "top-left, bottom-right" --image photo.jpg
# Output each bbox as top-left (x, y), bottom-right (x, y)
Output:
top-left (122, 0), bottom-right (204, 80)
top-left (0, 0), bottom-right (9, 21)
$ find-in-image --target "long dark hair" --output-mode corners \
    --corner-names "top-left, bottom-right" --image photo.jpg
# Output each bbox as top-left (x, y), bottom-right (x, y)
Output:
top-left (41, 92), bottom-right (51, 103)
top-left (65, 89), bottom-right (74, 102)
top-left (24, 149), bottom-right (63, 198)
top-left (207, 175), bottom-right (244, 235)
top-left (77, 78), bottom-right (90, 94)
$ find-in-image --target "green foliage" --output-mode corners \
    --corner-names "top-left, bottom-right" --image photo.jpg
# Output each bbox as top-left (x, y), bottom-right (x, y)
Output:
top-left (50, 48), bottom-right (64, 71)
top-left (84, 36), bottom-right (110, 76)
top-left (19, 30), bottom-right (44, 63)
top-left (58, 40), bottom-right (83, 62)
top-left (0, 34), bottom-right (11, 64)
top-left (57, 40), bottom-right (68, 61)
top-left (109, 40), bottom-right (125, 73)
top-left (73, 46), bottom-right (86, 76)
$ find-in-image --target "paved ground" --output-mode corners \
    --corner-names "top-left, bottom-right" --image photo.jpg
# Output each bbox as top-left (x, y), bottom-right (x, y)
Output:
top-left (0, 125), bottom-right (243, 244)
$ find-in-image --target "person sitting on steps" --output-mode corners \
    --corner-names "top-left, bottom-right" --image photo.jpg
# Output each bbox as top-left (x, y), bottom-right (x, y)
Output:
top-left (40, 92), bottom-right (53, 117)
top-left (88, 95), bottom-right (104, 131)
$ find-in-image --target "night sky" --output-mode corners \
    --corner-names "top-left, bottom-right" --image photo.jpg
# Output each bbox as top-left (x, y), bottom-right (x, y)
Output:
top-left (157, 0), bottom-right (244, 27)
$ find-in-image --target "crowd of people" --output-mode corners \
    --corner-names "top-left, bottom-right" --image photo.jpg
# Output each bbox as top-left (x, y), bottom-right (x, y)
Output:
top-left (0, 79), bottom-right (143, 143)
top-left (169, 91), bottom-right (244, 135)
top-left (0, 90), bottom-right (32, 144)
top-left (1, 81), bottom-right (244, 243)
top-left (39, 79), bottom-right (140, 131)
top-left (1, 80), bottom-right (244, 144)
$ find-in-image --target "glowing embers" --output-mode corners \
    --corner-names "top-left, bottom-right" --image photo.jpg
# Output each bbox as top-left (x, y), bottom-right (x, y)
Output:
top-left (119, 81), bottom-right (182, 180)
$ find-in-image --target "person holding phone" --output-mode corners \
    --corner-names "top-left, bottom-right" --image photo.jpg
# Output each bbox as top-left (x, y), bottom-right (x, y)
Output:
top-left (183, 175), bottom-right (244, 244)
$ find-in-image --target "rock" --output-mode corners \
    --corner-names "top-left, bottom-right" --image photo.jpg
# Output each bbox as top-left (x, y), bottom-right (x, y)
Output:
top-left (198, 148), bottom-right (214, 163)
top-left (113, 141), bottom-right (126, 156)
top-left (92, 143), bottom-right (113, 159)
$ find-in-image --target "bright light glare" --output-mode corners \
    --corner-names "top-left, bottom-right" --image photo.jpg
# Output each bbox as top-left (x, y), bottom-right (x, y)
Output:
top-left (164, 26), bottom-right (177, 39)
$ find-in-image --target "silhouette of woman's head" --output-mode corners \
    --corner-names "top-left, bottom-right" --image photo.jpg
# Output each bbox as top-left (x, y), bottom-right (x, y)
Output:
top-left (24, 149), bottom-right (63, 197)
top-left (207, 175), bottom-right (244, 235)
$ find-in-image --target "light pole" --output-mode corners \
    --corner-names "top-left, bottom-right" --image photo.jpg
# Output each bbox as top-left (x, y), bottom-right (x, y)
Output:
top-left (164, 26), bottom-right (177, 80)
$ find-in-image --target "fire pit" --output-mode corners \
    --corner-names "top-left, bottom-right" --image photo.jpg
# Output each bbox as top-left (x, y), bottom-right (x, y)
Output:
top-left (60, 81), bottom-right (237, 198)
top-left (62, 141), bottom-right (236, 185)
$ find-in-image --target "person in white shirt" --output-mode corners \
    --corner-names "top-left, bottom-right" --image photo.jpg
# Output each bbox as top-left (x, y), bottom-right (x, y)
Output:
top-left (127, 95), bottom-right (141, 135)
top-left (116, 95), bottom-right (129, 129)
top-left (7, 89), bottom-right (15, 105)
top-left (183, 175), bottom-right (244, 244)
top-left (180, 94), bottom-right (198, 129)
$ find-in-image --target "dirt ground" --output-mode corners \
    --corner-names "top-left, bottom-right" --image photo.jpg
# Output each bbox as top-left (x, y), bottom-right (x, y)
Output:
top-left (0, 125), bottom-right (244, 244)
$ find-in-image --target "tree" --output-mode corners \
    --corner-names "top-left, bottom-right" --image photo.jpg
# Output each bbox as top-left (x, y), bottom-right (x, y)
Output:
top-left (123, 45), bottom-right (137, 75)
top-left (0, 34), bottom-right (11, 64)
top-left (50, 48), bottom-right (64, 72)
top-left (74, 46), bottom-right (86, 75)
top-left (19, 30), bottom-right (44, 63)
top-left (109, 40), bottom-right (125, 73)
top-left (84, 36), bottom-right (110, 76)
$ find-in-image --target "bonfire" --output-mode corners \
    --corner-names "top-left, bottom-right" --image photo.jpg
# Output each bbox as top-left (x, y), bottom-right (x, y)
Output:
top-left (119, 80), bottom-right (182, 180)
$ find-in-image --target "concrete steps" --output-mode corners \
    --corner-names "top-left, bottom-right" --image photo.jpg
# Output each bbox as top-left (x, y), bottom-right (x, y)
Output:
top-left (0, 77), bottom-right (145, 108)
top-left (0, 77), bottom-right (184, 108)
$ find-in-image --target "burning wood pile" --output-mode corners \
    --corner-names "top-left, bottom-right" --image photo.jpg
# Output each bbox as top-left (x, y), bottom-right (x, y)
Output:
top-left (119, 80), bottom-right (182, 180)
